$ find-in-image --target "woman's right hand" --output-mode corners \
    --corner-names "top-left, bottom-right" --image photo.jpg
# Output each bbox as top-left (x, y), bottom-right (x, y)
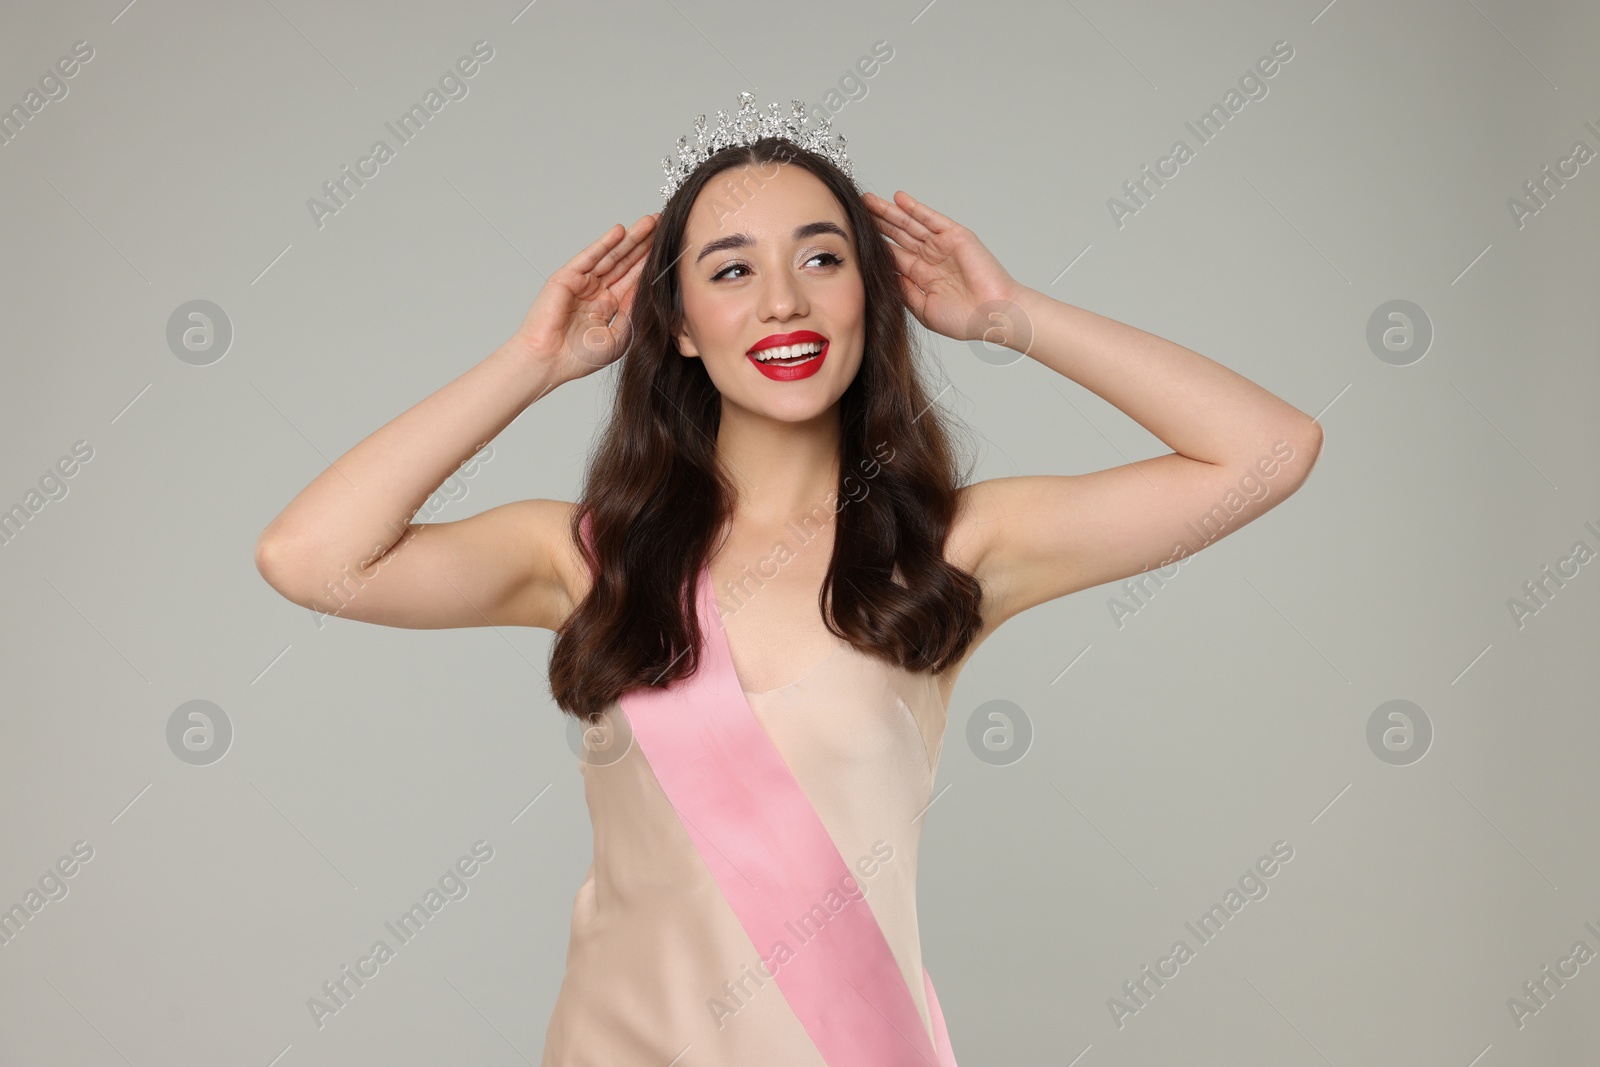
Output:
top-left (507, 213), bottom-right (661, 383)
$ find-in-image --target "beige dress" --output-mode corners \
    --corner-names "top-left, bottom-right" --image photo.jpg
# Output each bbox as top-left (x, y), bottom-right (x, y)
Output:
top-left (539, 632), bottom-right (952, 1065)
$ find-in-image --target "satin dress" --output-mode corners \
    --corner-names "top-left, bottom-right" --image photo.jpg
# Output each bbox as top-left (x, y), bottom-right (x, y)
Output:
top-left (538, 624), bottom-right (956, 1065)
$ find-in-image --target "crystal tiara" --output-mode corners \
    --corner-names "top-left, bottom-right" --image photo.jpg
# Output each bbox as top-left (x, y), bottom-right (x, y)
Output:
top-left (659, 91), bottom-right (854, 202)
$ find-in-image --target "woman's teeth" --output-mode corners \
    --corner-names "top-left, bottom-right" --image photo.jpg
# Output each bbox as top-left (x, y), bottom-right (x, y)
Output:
top-left (752, 341), bottom-right (825, 364)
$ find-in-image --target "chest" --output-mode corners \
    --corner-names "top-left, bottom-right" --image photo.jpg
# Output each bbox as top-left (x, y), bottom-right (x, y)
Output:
top-left (706, 523), bottom-right (841, 695)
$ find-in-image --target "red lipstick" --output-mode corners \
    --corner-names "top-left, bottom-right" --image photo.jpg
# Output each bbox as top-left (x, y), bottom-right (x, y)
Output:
top-left (746, 329), bottom-right (828, 381)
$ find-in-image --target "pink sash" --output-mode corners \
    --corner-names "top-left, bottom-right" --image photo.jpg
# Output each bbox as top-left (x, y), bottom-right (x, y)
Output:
top-left (598, 521), bottom-right (957, 1064)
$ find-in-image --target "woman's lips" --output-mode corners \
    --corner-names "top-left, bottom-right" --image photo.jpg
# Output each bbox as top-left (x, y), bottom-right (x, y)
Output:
top-left (747, 340), bottom-right (827, 381)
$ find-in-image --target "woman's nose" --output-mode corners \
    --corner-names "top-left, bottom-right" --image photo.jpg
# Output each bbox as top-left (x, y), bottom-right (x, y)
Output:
top-left (758, 268), bottom-right (806, 320)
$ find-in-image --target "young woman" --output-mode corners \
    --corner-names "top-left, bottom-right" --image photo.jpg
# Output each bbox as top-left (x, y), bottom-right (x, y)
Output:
top-left (256, 112), bottom-right (1322, 1065)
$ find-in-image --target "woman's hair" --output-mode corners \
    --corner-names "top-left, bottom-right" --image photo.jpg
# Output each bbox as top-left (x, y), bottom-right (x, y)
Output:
top-left (548, 136), bottom-right (985, 721)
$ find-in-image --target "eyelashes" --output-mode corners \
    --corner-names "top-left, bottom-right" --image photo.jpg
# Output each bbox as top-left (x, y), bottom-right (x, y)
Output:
top-left (711, 251), bottom-right (845, 282)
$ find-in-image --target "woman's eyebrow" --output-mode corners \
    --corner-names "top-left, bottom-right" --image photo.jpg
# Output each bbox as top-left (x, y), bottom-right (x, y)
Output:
top-left (694, 220), bottom-right (849, 263)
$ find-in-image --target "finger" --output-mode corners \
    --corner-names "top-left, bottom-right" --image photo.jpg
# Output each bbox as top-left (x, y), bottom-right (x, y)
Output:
top-left (895, 267), bottom-right (927, 320)
top-left (607, 254), bottom-right (651, 352)
top-left (589, 215), bottom-right (657, 283)
top-left (564, 222), bottom-right (631, 278)
top-left (884, 238), bottom-right (937, 292)
top-left (867, 190), bottom-right (935, 245)
top-left (892, 190), bottom-right (959, 238)
top-left (611, 252), bottom-right (649, 321)
top-left (597, 227), bottom-right (654, 291)
top-left (872, 213), bottom-right (926, 256)
top-left (863, 189), bottom-right (920, 235)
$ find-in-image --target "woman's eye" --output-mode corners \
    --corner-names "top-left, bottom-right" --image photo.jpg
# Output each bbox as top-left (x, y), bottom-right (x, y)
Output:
top-left (711, 251), bottom-right (845, 282)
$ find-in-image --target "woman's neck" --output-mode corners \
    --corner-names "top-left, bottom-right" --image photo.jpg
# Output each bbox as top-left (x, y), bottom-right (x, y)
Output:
top-left (715, 401), bottom-right (843, 527)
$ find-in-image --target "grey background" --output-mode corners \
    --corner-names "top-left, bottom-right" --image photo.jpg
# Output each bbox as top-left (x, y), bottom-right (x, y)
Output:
top-left (3, 0), bottom-right (1598, 1064)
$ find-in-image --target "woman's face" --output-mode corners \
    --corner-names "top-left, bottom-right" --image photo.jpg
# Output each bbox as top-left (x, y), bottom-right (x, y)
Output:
top-left (674, 163), bottom-right (866, 420)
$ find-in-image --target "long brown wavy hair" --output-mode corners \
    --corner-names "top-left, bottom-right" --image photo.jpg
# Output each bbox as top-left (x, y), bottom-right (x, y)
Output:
top-left (548, 136), bottom-right (985, 721)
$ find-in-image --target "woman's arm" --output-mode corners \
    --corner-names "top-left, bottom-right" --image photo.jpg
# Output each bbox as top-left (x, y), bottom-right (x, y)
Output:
top-left (864, 190), bottom-right (1322, 632)
top-left (952, 285), bottom-right (1323, 626)
top-left (254, 213), bottom-right (659, 633)
top-left (254, 347), bottom-right (574, 630)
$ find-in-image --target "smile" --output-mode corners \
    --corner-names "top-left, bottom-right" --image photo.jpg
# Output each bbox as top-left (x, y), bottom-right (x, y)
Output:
top-left (746, 331), bottom-right (828, 381)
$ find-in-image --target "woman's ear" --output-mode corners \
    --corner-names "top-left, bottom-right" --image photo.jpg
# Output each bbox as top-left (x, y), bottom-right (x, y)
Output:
top-left (675, 325), bottom-right (700, 359)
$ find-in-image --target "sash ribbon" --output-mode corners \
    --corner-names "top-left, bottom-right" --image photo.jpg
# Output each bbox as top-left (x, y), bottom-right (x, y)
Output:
top-left (607, 540), bottom-right (957, 1065)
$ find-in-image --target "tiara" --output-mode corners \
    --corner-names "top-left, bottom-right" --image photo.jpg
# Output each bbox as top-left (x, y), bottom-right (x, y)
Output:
top-left (659, 91), bottom-right (854, 202)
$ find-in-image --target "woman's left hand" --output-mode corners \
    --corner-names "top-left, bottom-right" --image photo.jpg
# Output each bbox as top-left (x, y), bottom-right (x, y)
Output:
top-left (863, 190), bottom-right (1028, 344)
